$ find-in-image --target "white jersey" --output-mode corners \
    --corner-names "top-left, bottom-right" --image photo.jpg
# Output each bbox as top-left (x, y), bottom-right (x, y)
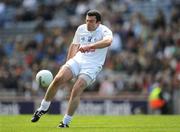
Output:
top-left (72, 24), bottom-right (113, 66)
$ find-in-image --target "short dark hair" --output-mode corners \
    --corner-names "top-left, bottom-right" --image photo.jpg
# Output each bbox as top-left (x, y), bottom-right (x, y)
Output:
top-left (87, 10), bottom-right (102, 22)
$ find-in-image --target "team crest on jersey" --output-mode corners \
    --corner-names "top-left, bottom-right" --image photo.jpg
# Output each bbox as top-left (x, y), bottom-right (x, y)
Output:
top-left (80, 36), bottom-right (97, 43)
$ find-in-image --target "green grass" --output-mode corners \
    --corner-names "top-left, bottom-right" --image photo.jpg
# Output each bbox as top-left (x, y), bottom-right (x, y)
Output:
top-left (0, 115), bottom-right (180, 132)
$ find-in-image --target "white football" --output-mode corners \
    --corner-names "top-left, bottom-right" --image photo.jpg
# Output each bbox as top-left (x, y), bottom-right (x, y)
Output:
top-left (36, 70), bottom-right (53, 88)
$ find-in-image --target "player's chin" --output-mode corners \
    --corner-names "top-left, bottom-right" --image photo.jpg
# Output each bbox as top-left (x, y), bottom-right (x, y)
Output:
top-left (87, 27), bottom-right (94, 31)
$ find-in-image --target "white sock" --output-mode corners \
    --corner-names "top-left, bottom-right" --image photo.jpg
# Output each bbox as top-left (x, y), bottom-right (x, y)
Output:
top-left (62, 114), bottom-right (72, 125)
top-left (38, 99), bottom-right (51, 111)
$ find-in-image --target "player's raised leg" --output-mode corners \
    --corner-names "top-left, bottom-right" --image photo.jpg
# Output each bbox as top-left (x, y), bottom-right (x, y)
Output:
top-left (59, 75), bottom-right (89, 128)
top-left (31, 66), bottom-right (73, 122)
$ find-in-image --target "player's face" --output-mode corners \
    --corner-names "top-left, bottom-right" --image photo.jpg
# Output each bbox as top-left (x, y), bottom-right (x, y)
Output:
top-left (86, 16), bottom-right (100, 31)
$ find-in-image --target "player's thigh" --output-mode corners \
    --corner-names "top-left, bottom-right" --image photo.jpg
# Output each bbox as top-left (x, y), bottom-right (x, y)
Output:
top-left (55, 65), bottom-right (73, 83)
top-left (65, 58), bottom-right (80, 77)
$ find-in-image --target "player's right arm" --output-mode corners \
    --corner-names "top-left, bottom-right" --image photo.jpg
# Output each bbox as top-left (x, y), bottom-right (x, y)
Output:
top-left (66, 43), bottom-right (80, 61)
top-left (66, 26), bottom-right (81, 61)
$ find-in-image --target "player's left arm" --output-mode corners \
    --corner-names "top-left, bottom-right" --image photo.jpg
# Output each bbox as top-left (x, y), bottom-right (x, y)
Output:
top-left (79, 36), bottom-right (112, 53)
top-left (89, 36), bottom-right (113, 49)
top-left (79, 28), bottom-right (113, 53)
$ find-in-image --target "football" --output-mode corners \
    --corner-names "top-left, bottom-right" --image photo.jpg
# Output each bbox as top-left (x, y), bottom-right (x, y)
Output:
top-left (36, 70), bottom-right (53, 88)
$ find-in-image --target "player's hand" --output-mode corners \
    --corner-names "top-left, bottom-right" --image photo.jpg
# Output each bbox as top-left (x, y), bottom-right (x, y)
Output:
top-left (79, 45), bottom-right (95, 53)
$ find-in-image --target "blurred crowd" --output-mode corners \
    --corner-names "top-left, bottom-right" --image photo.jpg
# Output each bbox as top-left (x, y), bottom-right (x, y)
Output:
top-left (0, 0), bottom-right (179, 100)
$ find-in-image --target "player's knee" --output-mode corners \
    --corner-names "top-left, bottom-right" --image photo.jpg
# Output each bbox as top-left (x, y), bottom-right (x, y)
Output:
top-left (71, 80), bottom-right (86, 98)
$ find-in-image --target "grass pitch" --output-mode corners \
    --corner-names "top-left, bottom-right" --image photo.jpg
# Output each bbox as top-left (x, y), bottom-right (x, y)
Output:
top-left (0, 115), bottom-right (180, 132)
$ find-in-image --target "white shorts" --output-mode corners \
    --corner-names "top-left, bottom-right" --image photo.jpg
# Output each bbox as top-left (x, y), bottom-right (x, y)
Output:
top-left (64, 58), bottom-right (102, 86)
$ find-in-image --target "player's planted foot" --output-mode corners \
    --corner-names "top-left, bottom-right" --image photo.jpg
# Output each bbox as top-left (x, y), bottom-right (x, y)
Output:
top-left (58, 121), bottom-right (69, 128)
top-left (31, 109), bottom-right (48, 122)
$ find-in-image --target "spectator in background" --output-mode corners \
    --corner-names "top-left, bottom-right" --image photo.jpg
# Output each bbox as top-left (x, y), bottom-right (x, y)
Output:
top-left (99, 75), bottom-right (115, 96)
top-left (148, 81), bottom-right (169, 114)
top-left (0, 2), bottom-right (5, 26)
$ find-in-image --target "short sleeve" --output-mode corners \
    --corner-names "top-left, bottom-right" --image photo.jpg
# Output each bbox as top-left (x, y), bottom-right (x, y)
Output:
top-left (72, 27), bottom-right (80, 44)
top-left (103, 26), bottom-right (113, 39)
